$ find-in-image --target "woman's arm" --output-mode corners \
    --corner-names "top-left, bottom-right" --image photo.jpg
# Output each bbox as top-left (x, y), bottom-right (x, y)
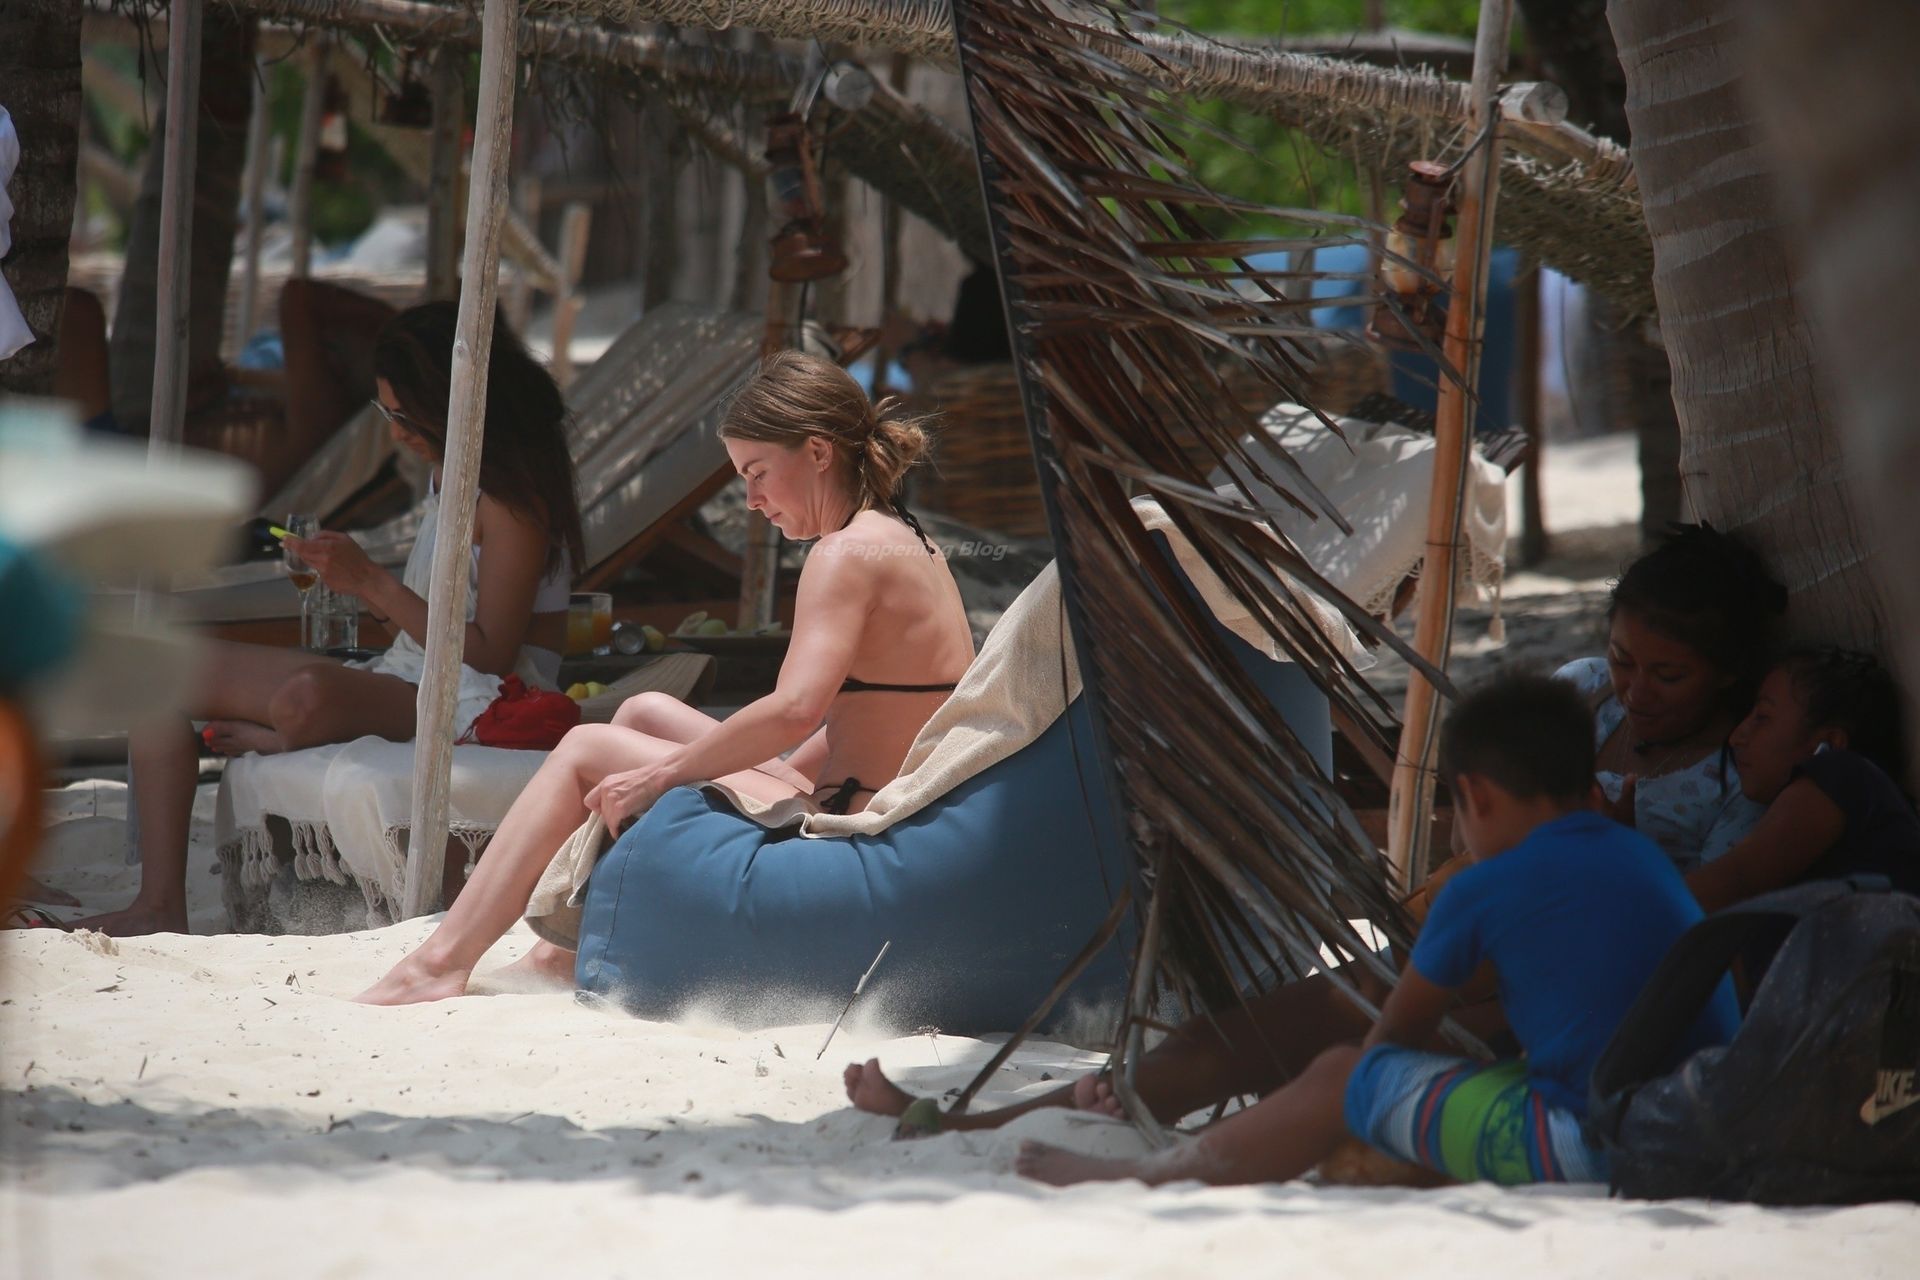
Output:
top-left (584, 539), bottom-right (876, 828)
top-left (1685, 777), bottom-right (1846, 913)
top-left (298, 497), bottom-right (548, 677)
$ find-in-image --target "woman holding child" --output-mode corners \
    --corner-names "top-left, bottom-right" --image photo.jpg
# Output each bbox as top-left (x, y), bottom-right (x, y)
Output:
top-left (72, 304), bottom-right (584, 936)
top-left (357, 351), bottom-right (975, 1005)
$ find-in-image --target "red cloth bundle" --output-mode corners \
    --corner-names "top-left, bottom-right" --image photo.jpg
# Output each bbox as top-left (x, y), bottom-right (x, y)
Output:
top-left (459, 675), bottom-right (581, 750)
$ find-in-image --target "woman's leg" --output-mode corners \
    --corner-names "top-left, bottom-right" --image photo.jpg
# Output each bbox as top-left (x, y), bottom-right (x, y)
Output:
top-left (612, 692), bottom-right (813, 791)
top-left (70, 643), bottom-right (416, 936)
top-left (357, 722), bottom-right (804, 1004)
top-left (845, 967), bottom-right (1381, 1130)
top-left (1016, 1045), bottom-right (1365, 1188)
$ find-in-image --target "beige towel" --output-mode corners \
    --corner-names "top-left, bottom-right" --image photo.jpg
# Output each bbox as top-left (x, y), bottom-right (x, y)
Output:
top-left (524, 501), bottom-right (1358, 946)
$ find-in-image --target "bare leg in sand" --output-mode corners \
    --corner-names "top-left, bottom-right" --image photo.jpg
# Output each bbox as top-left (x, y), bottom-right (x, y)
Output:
top-left (473, 694), bottom-right (820, 994)
top-left (70, 644), bottom-right (416, 936)
top-left (1015, 1045), bottom-right (1366, 1187)
top-left (357, 707), bottom-right (812, 1005)
top-left (845, 967), bottom-right (1381, 1130)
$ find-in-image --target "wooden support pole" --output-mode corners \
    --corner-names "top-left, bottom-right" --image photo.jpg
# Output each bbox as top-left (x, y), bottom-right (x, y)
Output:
top-left (288, 39), bottom-right (328, 279)
top-left (424, 46), bottom-right (463, 302)
top-left (147, 0), bottom-right (203, 455)
top-left (401, 0), bottom-right (518, 920)
top-left (506, 175), bottom-right (541, 331)
top-left (738, 277), bottom-right (799, 630)
top-left (1385, 0), bottom-right (1513, 889)
top-left (548, 202), bottom-right (593, 387)
top-left (235, 57), bottom-right (273, 350)
top-left (1516, 254), bottom-right (1548, 566)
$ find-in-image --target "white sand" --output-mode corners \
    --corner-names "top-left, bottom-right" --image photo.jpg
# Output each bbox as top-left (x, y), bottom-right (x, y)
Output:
top-left (7, 432), bottom-right (1917, 1274)
top-left (6, 914), bottom-right (1917, 1278)
top-left (7, 786), bottom-right (1919, 1275)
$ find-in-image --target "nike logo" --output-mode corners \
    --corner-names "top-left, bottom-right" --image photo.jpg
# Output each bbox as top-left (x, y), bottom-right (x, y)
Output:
top-left (1861, 1067), bottom-right (1919, 1125)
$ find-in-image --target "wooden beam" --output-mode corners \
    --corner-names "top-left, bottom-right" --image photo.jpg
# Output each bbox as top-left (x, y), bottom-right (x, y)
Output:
top-left (424, 45), bottom-right (463, 301)
top-left (287, 39), bottom-right (328, 279)
top-left (147, 0), bottom-right (203, 454)
top-left (1385, 0), bottom-right (1514, 889)
top-left (235, 57), bottom-right (273, 349)
top-left (547, 201), bottom-right (593, 387)
top-left (401, 0), bottom-right (518, 920)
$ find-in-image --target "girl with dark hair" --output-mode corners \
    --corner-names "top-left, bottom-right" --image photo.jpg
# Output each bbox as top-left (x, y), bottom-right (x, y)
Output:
top-left (357, 350), bottom-right (975, 1004)
top-left (70, 304), bottom-right (583, 937)
top-left (1556, 523), bottom-right (1789, 870)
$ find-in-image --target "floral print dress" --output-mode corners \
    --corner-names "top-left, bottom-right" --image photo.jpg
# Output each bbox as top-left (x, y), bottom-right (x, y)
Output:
top-left (1556, 657), bottom-right (1766, 873)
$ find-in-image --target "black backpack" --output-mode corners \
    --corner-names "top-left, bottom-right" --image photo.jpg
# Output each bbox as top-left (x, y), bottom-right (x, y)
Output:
top-left (1587, 879), bottom-right (1920, 1204)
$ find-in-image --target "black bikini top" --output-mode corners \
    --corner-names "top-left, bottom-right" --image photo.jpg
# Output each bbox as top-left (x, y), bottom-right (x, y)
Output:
top-left (839, 676), bottom-right (960, 695)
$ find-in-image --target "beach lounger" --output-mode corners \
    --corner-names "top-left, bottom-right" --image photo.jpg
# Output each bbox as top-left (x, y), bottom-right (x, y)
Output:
top-left (208, 302), bottom-right (796, 932)
top-left (170, 302), bottom-right (793, 632)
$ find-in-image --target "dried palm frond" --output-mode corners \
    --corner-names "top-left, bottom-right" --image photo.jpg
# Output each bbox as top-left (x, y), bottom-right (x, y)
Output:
top-left (945, 0), bottom-right (1473, 1106)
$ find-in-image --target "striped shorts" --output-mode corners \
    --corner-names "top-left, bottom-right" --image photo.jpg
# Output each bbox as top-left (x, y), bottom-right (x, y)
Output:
top-left (1342, 1045), bottom-right (1609, 1186)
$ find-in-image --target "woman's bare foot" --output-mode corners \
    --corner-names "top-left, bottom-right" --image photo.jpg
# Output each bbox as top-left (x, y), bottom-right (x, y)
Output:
top-left (1015, 1140), bottom-right (1143, 1187)
top-left (355, 954), bottom-right (473, 1005)
top-left (482, 939), bottom-right (577, 993)
top-left (1072, 1074), bottom-right (1126, 1118)
top-left (65, 902), bottom-right (188, 937)
top-left (843, 1058), bottom-right (918, 1118)
top-left (203, 720), bottom-right (284, 757)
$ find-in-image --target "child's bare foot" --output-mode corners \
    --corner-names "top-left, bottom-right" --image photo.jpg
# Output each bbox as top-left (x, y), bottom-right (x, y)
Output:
top-left (355, 954), bottom-right (472, 1005)
top-left (483, 939), bottom-right (576, 993)
top-left (843, 1058), bottom-right (917, 1117)
top-left (1015, 1140), bottom-right (1142, 1187)
top-left (203, 720), bottom-right (284, 757)
top-left (65, 902), bottom-right (187, 937)
top-left (1072, 1074), bottom-right (1126, 1118)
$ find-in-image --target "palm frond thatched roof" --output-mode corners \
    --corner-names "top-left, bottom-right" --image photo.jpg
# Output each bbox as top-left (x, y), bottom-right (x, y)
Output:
top-left (576, 0), bottom-right (1651, 310)
top-left (211, 0), bottom-right (1650, 308)
top-left (944, 0), bottom-right (1474, 1104)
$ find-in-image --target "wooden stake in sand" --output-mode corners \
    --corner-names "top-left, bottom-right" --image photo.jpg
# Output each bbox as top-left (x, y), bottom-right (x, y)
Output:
top-left (1384, 0), bottom-right (1514, 888)
top-left (147, 0), bottom-right (203, 454)
top-left (235, 57), bottom-right (273, 352)
top-left (399, 0), bottom-right (518, 920)
top-left (288, 39), bottom-right (329, 280)
top-left (816, 941), bottom-right (891, 1059)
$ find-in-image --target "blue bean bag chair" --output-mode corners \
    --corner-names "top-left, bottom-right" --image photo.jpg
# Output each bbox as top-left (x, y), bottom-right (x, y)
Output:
top-left (573, 616), bottom-right (1332, 1034)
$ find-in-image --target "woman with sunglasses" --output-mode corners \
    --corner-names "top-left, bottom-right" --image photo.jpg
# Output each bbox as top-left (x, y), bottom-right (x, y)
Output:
top-left (70, 303), bottom-right (584, 936)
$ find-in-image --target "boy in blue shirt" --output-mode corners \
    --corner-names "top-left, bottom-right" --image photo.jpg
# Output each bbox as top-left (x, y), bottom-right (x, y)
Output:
top-left (1017, 674), bottom-right (1740, 1189)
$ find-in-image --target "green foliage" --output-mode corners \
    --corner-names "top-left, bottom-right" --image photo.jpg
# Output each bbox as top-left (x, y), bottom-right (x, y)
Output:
top-left (1158, 1), bottom-right (1479, 224)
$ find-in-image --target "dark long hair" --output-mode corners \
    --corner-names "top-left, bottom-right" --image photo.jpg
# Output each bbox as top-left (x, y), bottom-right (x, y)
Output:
top-left (372, 303), bottom-right (585, 578)
top-left (1610, 523), bottom-right (1788, 719)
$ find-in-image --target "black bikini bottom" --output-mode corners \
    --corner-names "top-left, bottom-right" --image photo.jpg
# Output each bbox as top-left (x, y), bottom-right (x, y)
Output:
top-left (815, 777), bottom-right (876, 815)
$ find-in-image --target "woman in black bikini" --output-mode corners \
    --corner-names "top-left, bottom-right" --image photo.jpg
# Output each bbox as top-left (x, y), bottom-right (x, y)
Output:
top-left (360, 350), bottom-right (975, 1003)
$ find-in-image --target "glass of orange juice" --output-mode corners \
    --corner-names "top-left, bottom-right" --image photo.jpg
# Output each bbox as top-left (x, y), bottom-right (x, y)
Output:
top-left (568, 592), bottom-right (614, 656)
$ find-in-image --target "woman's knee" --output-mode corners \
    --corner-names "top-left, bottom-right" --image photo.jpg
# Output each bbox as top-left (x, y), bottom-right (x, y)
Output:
top-left (610, 691), bottom-right (675, 732)
top-left (267, 668), bottom-right (332, 746)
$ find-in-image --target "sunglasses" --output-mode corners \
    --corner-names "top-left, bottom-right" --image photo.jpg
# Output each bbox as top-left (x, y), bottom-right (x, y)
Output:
top-left (371, 399), bottom-right (437, 436)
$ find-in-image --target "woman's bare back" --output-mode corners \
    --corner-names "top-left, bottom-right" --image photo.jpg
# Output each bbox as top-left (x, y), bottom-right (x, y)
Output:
top-left (805, 511), bottom-right (974, 805)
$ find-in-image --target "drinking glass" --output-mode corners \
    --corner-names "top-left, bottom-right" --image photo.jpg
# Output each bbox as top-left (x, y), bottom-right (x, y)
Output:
top-left (283, 513), bottom-right (320, 649)
top-left (567, 592), bottom-right (614, 657)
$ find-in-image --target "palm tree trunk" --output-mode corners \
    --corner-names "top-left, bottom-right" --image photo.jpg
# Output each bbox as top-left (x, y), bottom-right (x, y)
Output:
top-left (0, 0), bottom-right (83, 396)
top-left (107, 10), bottom-right (254, 432)
top-left (1609, 0), bottom-right (1883, 649)
top-left (1736, 0), bottom-right (1920, 783)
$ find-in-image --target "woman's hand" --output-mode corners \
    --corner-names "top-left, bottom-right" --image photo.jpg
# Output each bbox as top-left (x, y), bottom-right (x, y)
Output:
top-left (289, 531), bottom-right (390, 598)
top-left (1601, 773), bottom-right (1639, 828)
top-left (583, 766), bottom-right (671, 834)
